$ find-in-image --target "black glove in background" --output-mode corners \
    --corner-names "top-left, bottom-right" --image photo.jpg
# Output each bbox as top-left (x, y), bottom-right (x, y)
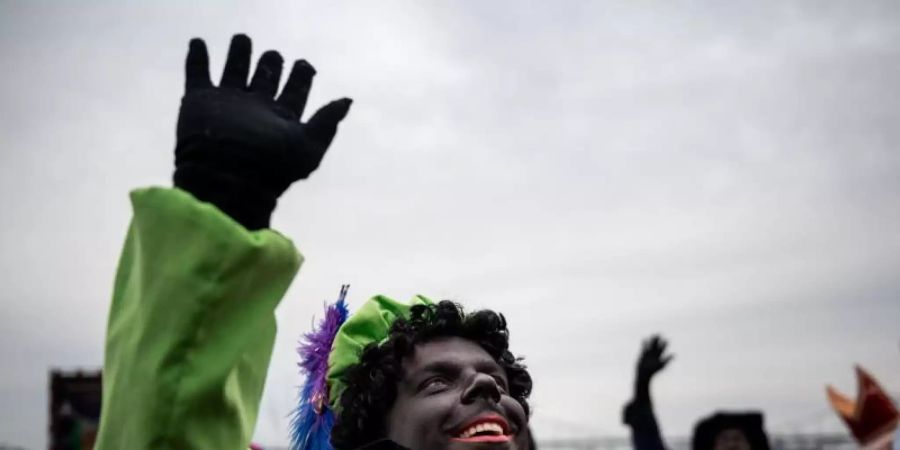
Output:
top-left (174, 34), bottom-right (352, 230)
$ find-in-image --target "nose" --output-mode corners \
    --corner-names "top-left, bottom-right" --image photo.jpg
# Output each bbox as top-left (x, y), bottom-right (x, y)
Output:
top-left (461, 373), bottom-right (502, 404)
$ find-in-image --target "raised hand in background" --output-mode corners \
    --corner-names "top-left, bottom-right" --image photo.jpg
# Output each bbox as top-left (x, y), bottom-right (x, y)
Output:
top-left (623, 335), bottom-right (674, 450)
top-left (635, 335), bottom-right (674, 399)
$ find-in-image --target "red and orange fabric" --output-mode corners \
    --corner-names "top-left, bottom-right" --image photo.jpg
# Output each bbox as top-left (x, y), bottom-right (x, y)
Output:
top-left (827, 366), bottom-right (898, 449)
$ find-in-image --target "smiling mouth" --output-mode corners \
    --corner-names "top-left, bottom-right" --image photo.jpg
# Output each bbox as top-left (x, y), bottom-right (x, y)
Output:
top-left (450, 415), bottom-right (513, 444)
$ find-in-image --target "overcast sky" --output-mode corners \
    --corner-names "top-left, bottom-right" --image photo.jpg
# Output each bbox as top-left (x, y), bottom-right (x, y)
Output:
top-left (1, 1), bottom-right (899, 448)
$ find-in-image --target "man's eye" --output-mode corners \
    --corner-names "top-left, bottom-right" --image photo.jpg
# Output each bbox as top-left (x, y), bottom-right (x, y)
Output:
top-left (421, 377), bottom-right (449, 391)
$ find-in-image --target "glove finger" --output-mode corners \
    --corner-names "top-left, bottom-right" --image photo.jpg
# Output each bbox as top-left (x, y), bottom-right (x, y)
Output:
top-left (661, 354), bottom-right (674, 368)
top-left (276, 59), bottom-right (316, 118)
top-left (220, 34), bottom-right (252, 89)
top-left (303, 98), bottom-right (352, 170)
top-left (249, 50), bottom-right (284, 98)
top-left (185, 38), bottom-right (212, 92)
top-left (306, 98), bottom-right (352, 145)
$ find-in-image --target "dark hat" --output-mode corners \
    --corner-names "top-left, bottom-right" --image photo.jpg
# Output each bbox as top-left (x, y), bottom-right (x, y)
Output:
top-left (692, 411), bottom-right (770, 450)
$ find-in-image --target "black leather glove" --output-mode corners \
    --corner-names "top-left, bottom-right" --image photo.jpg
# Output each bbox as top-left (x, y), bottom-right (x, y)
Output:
top-left (173, 34), bottom-right (352, 230)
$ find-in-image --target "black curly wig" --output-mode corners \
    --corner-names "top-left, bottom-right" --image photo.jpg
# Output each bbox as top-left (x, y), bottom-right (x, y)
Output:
top-left (330, 300), bottom-right (532, 450)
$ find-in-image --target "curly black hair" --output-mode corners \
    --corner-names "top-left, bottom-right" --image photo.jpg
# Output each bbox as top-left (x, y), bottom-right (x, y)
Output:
top-left (331, 300), bottom-right (532, 450)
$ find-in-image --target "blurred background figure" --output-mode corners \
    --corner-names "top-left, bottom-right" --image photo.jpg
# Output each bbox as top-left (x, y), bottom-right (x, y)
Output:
top-left (623, 336), bottom-right (771, 450)
top-left (827, 366), bottom-right (899, 450)
top-left (692, 413), bottom-right (770, 450)
top-left (48, 371), bottom-right (101, 450)
top-left (622, 335), bottom-right (672, 450)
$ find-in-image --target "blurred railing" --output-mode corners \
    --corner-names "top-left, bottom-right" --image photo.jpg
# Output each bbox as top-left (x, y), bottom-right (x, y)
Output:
top-left (257, 433), bottom-right (854, 450)
top-left (538, 433), bottom-right (854, 450)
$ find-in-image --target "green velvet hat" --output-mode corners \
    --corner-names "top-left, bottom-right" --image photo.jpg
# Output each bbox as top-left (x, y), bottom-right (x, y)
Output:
top-left (327, 294), bottom-right (433, 410)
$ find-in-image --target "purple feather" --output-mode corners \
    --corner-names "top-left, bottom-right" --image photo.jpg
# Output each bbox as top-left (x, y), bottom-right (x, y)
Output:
top-left (290, 285), bottom-right (350, 450)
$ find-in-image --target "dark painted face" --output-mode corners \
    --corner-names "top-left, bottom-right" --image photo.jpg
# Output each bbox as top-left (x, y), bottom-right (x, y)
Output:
top-left (385, 336), bottom-right (529, 450)
top-left (713, 428), bottom-right (751, 450)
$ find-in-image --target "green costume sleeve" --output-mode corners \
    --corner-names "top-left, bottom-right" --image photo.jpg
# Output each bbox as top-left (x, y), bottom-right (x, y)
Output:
top-left (95, 187), bottom-right (303, 450)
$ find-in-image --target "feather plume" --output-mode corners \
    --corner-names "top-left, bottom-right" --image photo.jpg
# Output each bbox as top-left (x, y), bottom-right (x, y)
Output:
top-left (290, 285), bottom-right (350, 450)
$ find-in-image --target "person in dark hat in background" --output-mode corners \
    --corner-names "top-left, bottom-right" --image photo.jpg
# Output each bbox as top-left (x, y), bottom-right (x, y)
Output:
top-left (691, 412), bottom-right (770, 450)
top-left (622, 336), bottom-right (771, 450)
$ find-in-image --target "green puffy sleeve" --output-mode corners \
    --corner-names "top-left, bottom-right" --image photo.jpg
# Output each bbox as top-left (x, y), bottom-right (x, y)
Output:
top-left (95, 187), bottom-right (303, 450)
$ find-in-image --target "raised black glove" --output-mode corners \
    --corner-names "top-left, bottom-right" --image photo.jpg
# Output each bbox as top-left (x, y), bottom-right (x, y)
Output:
top-left (174, 34), bottom-right (352, 230)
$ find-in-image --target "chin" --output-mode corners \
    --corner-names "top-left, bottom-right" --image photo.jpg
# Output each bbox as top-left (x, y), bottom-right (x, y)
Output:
top-left (445, 435), bottom-right (520, 450)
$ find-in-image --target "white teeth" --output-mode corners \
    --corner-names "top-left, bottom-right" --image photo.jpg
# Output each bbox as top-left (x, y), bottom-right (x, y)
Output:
top-left (457, 422), bottom-right (505, 438)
